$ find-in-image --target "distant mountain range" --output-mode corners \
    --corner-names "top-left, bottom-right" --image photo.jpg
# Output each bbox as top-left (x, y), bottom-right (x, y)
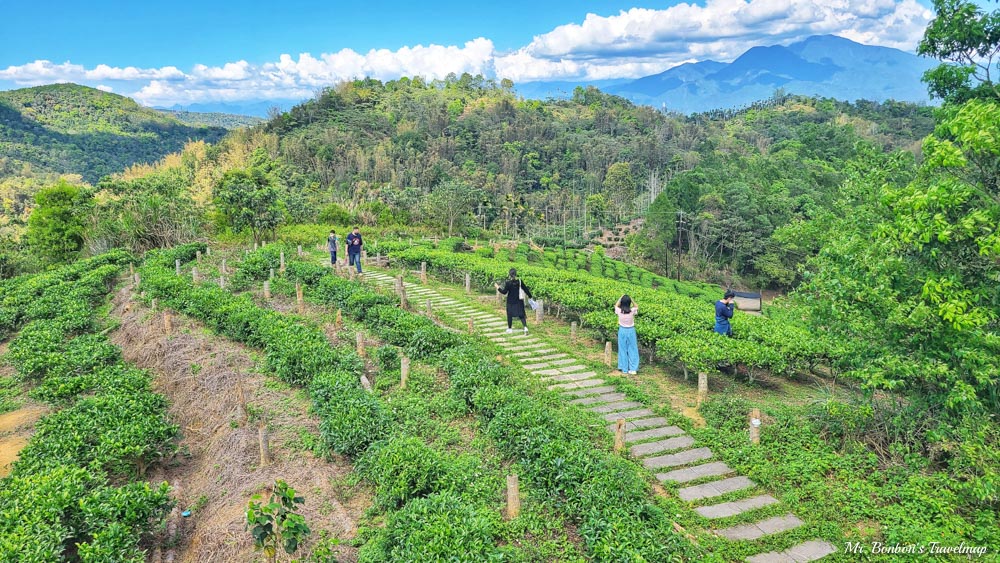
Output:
top-left (156, 100), bottom-right (299, 118)
top-left (516, 35), bottom-right (938, 113)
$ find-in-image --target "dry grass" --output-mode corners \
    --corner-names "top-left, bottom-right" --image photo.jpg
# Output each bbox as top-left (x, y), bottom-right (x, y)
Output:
top-left (110, 286), bottom-right (369, 562)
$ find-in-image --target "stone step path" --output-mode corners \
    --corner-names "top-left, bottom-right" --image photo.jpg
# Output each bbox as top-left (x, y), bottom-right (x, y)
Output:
top-left (358, 268), bottom-right (836, 562)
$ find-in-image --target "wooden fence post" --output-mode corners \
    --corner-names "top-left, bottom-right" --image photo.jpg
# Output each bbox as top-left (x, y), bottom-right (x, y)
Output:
top-left (400, 356), bottom-right (410, 389)
top-left (420, 262), bottom-right (428, 284)
top-left (258, 425), bottom-right (271, 466)
top-left (269, 268), bottom-right (275, 281)
top-left (151, 298), bottom-right (157, 312)
top-left (196, 250), bottom-right (201, 262)
top-left (425, 299), bottom-right (432, 315)
top-left (206, 246), bottom-right (211, 257)
top-left (192, 267), bottom-right (199, 283)
top-left (221, 258), bottom-right (227, 275)
top-left (335, 309), bottom-right (343, 329)
top-left (163, 310), bottom-right (172, 335)
top-left (296, 283), bottom-right (304, 314)
top-left (604, 341), bottom-right (612, 366)
top-left (534, 299), bottom-right (544, 323)
top-left (236, 378), bottom-right (248, 423)
top-left (356, 332), bottom-right (365, 357)
top-left (506, 475), bottom-right (520, 520)
top-left (465, 272), bottom-right (471, 294)
top-left (129, 262), bottom-right (135, 276)
top-left (175, 259), bottom-right (181, 276)
top-left (571, 321), bottom-right (578, 343)
top-left (218, 276), bottom-right (225, 289)
top-left (749, 408), bottom-right (761, 445)
top-left (279, 251), bottom-right (285, 273)
top-left (254, 242), bottom-right (259, 251)
top-left (297, 244), bottom-right (303, 257)
top-left (468, 318), bottom-right (474, 334)
top-left (614, 418), bottom-right (626, 452)
top-left (697, 372), bottom-right (709, 406)
top-left (263, 280), bottom-right (271, 299)
top-left (133, 272), bottom-right (141, 287)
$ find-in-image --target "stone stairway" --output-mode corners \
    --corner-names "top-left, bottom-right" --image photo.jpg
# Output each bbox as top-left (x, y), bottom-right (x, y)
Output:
top-left (361, 270), bottom-right (836, 562)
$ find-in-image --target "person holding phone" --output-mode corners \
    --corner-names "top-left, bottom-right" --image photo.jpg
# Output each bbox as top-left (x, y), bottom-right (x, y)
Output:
top-left (615, 294), bottom-right (639, 374)
top-left (714, 289), bottom-right (736, 336)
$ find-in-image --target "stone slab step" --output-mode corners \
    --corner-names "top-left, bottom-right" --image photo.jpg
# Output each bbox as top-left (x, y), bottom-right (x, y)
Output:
top-left (642, 447), bottom-right (713, 469)
top-left (543, 372), bottom-right (598, 383)
top-left (601, 408), bottom-right (656, 421)
top-left (563, 386), bottom-right (618, 398)
top-left (606, 417), bottom-right (670, 433)
top-left (548, 379), bottom-right (606, 391)
top-left (695, 495), bottom-right (778, 519)
top-left (657, 461), bottom-right (732, 483)
top-left (568, 393), bottom-right (628, 406)
top-left (513, 349), bottom-right (555, 358)
top-left (626, 426), bottom-right (685, 443)
top-left (716, 514), bottom-right (804, 541)
top-left (497, 339), bottom-right (543, 347)
top-left (548, 358), bottom-right (577, 366)
top-left (589, 401), bottom-right (644, 414)
top-left (524, 361), bottom-right (558, 370)
top-left (536, 353), bottom-right (569, 361)
top-left (678, 476), bottom-right (755, 502)
top-left (745, 540), bottom-right (836, 563)
top-left (630, 435), bottom-right (695, 457)
top-left (553, 365), bottom-right (590, 374)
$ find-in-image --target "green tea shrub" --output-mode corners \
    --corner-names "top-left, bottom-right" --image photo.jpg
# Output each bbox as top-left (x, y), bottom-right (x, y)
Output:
top-left (310, 371), bottom-right (390, 456)
top-left (357, 492), bottom-right (502, 563)
top-left (357, 437), bottom-right (449, 509)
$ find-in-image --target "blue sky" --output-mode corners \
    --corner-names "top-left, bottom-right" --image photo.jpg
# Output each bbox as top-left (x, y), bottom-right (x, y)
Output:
top-left (0, 0), bottom-right (983, 106)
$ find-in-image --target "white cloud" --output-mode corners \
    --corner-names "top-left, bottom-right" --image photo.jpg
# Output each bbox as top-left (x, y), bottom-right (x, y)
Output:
top-left (0, 0), bottom-right (934, 105)
top-left (494, 0), bottom-right (932, 82)
top-left (96, 84), bottom-right (113, 92)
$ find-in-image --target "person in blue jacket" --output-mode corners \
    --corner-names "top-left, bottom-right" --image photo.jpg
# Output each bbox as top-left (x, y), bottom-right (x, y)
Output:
top-left (714, 289), bottom-right (736, 336)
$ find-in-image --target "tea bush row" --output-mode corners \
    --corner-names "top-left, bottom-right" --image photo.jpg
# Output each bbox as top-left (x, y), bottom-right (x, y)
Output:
top-left (0, 251), bottom-right (174, 561)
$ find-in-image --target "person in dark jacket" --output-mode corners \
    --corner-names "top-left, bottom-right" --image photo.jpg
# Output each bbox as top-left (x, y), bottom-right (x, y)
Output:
top-left (346, 226), bottom-right (363, 274)
top-left (714, 289), bottom-right (736, 336)
top-left (494, 268), bottom-right (533, 335)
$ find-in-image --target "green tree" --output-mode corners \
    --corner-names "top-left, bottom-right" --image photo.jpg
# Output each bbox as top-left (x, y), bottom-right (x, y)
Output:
top-left (26, 180), bottom-right (92, 263)
top-left (918, 0), bottom-right (1000, 103)
top-left (423, 180), bottom-right (484, 236)
top-left (794, 101), bottom-right (1000, 411)
top-left (215, 167), bottom-right (283, 245)
top-left (603, 162), bottom-right (637, 221)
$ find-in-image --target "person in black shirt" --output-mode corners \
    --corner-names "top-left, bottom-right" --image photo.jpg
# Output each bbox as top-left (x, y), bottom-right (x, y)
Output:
top-left (346, 226), bottom-right (363, 274)
top-left (494, 268), bottom-right (533, 335)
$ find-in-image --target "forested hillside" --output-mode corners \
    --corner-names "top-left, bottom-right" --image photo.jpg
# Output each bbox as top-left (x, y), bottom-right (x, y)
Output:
top-left (263, 78), bottom-right (933, 286)
top-left (0, 84), bottom-right (227, 182)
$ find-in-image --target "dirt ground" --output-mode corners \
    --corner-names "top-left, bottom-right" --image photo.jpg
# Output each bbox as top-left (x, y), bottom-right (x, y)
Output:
top-left (110, 286), bottom-right (368, 563)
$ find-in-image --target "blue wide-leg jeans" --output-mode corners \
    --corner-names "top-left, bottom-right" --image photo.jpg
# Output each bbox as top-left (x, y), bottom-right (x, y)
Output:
top-left (617, 326), bottom-right (639, 373)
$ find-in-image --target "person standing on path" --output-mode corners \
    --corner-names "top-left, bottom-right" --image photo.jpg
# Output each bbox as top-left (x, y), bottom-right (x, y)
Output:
top-left (615, 294), bottom-right (639, 374)
top-left (494, 268), bottom-right (532, 335)
top-left (346, 226), bottom-right (363, 274)
top-left (714, 289), bottom-right (736, 336)
top-left (327, 229), bottom-right (339, 266)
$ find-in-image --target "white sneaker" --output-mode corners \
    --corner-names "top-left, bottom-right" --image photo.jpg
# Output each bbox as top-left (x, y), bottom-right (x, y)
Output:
top-left (523, 327), bottom-right (529, 335)
top-left (628, 371), bottom-right (637, 375)
top-left (505, 328), bottom-right (513, 334)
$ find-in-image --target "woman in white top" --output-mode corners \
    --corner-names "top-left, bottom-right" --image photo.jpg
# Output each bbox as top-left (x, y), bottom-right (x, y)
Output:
top-left (615, 295), bottom-right (639, 374)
